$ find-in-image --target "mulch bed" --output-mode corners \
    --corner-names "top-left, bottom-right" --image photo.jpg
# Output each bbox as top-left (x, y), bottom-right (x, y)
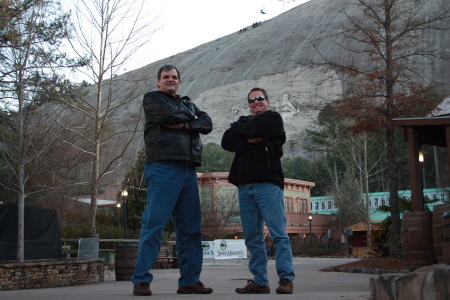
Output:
top-left (321, 256), bottom-right (410, 274)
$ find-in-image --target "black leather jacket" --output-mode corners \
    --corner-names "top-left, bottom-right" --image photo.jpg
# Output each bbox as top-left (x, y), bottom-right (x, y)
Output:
top-left (143, 91), bottom-right (212, 166)
top-left (221, 110), bottom-right (286, 189)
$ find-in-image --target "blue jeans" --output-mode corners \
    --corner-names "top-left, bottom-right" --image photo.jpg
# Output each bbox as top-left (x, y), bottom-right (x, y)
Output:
top-left (132, 162), bottom-right (203, 287)
top-left (238, 183), bottom-right (295, 286)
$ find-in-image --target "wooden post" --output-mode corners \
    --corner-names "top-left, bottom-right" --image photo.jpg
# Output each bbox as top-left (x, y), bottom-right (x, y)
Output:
top-left (446, 125), bottom-right (450, 187)
top-left (406, 127), bottom-right (424, 212)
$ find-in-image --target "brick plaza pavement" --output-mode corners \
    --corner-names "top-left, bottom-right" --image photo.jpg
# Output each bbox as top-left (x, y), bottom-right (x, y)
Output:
top-left (1, 257), bottom-right (379, 300)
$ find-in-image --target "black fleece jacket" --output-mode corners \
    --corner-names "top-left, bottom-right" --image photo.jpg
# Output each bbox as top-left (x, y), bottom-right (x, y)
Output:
top-left (221, 110), bottom-right (286, 189)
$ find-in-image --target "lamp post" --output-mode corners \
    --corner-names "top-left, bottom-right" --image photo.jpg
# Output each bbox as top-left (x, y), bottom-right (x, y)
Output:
top-left (419, 149), bottom-right (426, 186)
top-left (122, 188), bottom-right (128, 239)
top-left (308, 213), bottom-right (312, 248)
top-left (419, 149), bottom-right (426, 210)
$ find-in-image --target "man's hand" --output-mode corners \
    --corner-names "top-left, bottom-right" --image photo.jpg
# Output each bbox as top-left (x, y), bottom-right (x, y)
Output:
top-left (164, 123), bottom-right (185, 129)
top-left (164, 123), bottom-right (193, 130)
top-left (164, 116), bottom-right (197, 130)
top-left (248, 138), bottom-right (266, 143)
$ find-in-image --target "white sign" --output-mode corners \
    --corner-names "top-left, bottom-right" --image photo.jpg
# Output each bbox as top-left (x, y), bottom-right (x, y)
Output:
top-left (213, 239), bottom-right (247, 260)
top-left (202, 241), bottom-right (214, 258)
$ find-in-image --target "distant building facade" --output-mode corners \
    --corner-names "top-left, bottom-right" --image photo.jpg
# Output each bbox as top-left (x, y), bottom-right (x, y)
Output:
top-left (311, 188), bottom-right (450, 222)
top-left (197, 172), bottom-right (332, 240)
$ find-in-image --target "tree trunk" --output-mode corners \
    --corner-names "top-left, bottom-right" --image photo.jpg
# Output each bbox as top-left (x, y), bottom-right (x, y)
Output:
top-left (89, 81), bottom-right (103, 238)
top-left (17, 73), bottom-right (26, 262)
top-left (363, 134), bottom-right (371, 248)
top-left (17, 177), bottom-right (25, 262)
top-left (384, 0), bottom-right (401, 259)
top-left (387, 125), bottom-right (401, 258)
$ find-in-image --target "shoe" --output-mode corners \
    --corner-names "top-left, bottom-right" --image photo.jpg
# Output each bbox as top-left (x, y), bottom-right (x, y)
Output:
top-left (235, 280), bottom-right (270, 294)
top-left (177, 282), bottom-right (213, 294)
top-left (133, 282), bottom-right (152, 296)
top-left (276, 278), bottom-right (293, 294)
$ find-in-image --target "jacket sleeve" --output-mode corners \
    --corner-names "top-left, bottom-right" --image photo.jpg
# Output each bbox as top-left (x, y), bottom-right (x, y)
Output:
top-left (187, 103), bottom-right (213, 135)
top-left (143, 92), bottom-right (194, 125)
top-left (221, 118), bottom-right (253, 152)
top-left (238, 111), bottom-right (284, 139)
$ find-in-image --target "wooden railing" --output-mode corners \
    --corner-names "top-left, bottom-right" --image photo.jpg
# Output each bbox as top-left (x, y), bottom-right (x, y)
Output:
top-left (284, 212), bottom-right (333, 227)
top-left (201, 211), bottom-right (333, 227)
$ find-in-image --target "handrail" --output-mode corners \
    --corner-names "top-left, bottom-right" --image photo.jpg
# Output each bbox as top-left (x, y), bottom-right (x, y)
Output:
top-left (62, 239), bottom-right (140, 243)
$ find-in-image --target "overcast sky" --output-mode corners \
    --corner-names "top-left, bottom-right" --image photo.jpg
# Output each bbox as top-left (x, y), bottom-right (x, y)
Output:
top-left (64, 0), bottom-right (310, 80)
top-left (128, 0), bottom-right (310, 71)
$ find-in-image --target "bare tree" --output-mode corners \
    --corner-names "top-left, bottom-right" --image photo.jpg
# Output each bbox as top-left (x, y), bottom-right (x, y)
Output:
top-left (58, 0), bottom-right (159, 237)
top-left (202, 187), bottom-right (241, 240)
top-left (0, 0), bottom-right (85, 261)
top-left (334, 131), bottom-right (387, 244)
top-left (307, 105), bottom-right (387, 242)
top-left (332, 171), bottom-right (365, 230)
top-left (307, 0), bottom-right (450, 258)
top-left (312, 124), bottom-right (387, 238)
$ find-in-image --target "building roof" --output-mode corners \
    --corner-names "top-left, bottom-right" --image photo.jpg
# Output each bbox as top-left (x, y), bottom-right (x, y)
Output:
top-left (348, 221), bottom-right (380, 232)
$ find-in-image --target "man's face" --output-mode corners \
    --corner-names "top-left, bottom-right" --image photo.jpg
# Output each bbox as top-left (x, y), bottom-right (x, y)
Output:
top-left (248, 90), bottom-right (270, 116)
top-left (157, 68), bottom-right (180, 96)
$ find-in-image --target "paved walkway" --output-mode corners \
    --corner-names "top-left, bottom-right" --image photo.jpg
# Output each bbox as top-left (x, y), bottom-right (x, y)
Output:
top-left (1, 257), bottom-right (382, 300)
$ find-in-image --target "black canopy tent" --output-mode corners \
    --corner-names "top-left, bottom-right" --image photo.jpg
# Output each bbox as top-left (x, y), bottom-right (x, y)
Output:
top-left (0, 203), bottom-right (62, 261)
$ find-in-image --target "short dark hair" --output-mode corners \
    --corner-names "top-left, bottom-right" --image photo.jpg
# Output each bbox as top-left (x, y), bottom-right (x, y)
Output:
top-left (247, 87), bottom-right (268, 101)
top-left (157, 65), bottom-right (181, 80)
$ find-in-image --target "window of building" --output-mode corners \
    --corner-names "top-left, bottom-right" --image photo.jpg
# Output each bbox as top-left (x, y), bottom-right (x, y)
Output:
top-left (369, 200), bottom-right (372, 207)
top-left (381, 198), bottom-right (385, 206)
top-left (328, 201), bottom-right (332, 209)
top-left (284, 197), bottom-right (293, 213)
top-left (315, 202), bottom-right (319, 210)
top-left (295, 198), bottom-right (308, 213)
top-left (374, 198), bottom-right (378, 207)
top-left (321, 202), bottom-right (325, 210)
top-left (441, 194), bottom-right (445, 203)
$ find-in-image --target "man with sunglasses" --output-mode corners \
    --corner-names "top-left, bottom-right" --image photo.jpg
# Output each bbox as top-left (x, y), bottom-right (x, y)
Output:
top-left (221, 87), bottom-right (295, 294)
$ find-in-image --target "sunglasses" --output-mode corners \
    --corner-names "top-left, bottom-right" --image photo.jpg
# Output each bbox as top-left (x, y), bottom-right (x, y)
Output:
top-left (248, 96), bottom-right (266, 104)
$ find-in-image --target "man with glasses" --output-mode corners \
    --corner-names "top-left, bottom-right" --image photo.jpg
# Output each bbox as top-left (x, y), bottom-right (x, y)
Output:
top-left (132, 65), bottom-right (213, 296)
top-left (221, 87), bottom-right (295, 294)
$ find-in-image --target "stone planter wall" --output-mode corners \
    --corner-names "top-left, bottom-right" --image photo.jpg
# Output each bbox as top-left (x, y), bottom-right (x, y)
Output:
top-left (0, 258), bottom-right (104, 291)
top-left (370, 264), bottom-right (450, 300)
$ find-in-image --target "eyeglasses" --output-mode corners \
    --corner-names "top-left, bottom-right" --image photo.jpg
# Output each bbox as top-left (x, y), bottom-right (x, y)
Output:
top-left (248, 96), bottom-right (266, 104)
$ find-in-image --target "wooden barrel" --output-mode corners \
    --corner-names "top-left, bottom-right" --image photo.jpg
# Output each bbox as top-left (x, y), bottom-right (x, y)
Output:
top-left (432, 204), bottom-right (450, 263)
top-left (115, 244), bottom-right (138, 281)
top-left (443, 212), bottom-right (450, 264)
top-left (401, 211), bottom-right (436, 270)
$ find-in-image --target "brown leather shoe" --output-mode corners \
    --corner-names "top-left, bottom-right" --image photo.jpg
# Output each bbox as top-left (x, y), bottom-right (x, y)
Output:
top-left (276, 278), bottom-right (293, 294)
top-left (177, 282), bottom-right (213, 294)
top-left (133, 282), bottom-right (152, 296)
top-left (235, 280), bottom-right (270, 294)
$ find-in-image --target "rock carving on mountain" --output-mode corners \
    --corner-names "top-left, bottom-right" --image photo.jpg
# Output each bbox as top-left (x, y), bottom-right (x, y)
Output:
top-left (84, 0), bottom-right (450, 185)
